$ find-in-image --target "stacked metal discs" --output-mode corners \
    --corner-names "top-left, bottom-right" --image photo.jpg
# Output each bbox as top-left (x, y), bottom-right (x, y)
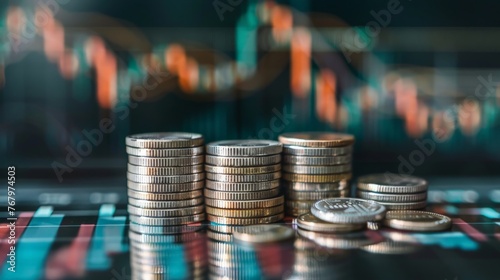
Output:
top-left (125, 132), bottom-right (206, 233)
top-left (204, 140), bottom-right (285, 226)
top-left (279, 132), bottom-right (355, 216)
top-left (356, 173), bottom-right (428, 210)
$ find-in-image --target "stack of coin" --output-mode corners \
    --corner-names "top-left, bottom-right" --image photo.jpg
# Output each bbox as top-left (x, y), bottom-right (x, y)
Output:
top-left (279, 132), bottom-right (355, 216)
top-left (125, 132), bottom-right (206, 233)
top-left (204, 140), bottom-right (285, 226)
top-left (129, 229), bottom-right (207, 279)
top-left (356, 173), bottom-right (428, 210)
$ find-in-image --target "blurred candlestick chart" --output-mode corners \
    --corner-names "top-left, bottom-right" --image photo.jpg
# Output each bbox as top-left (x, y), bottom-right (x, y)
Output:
top-left (1, 0), bottom-right (500, 170)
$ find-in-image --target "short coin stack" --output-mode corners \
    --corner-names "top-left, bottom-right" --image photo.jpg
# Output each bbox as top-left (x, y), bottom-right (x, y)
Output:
top-left (204, 140), bottom-right (285, 227)
top-left (125, 132), bottom-right (206, 233)
top-left (356, 173), bottom-right (428, 210)
top-left (279, 132), bottom-right (355, 216)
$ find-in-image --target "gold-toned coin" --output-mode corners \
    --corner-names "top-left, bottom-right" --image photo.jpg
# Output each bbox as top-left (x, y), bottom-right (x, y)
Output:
top-left (283, 145), bottom-right (352, 156)
top-left (377, 200), bottom-right (427, 210)
top-left (204, 188), bottom-right (280, 200)
top-left (279, 132), bottom-right (355, 147)
top-left (207, 213), bottom-right (284, 225)
top-left (296, 213), bottom-right (364, 233)
top-left (205, 164), bottom-right (281, 174)
top-left (232, 224), bottom-right (293, 243)
top-left (206, 205), bottom-right (284, 218)
top-left (282, 172), bottom-right (352, 183)
top-left (282, 164), bottom-right (351, 174)
top-left (286, 189), bottom-right (349, 200)
top-left (383, 210), bottom-right (452, 232)
top-left (127, 164), bottom-right (203, 176)
top-left (205, 196), bottom-right (284, 209)
top-left (128, 189), bottom-right (203, 201)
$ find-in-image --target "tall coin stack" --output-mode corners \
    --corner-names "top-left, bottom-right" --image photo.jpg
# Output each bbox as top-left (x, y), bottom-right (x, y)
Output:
top-left (356, 173), bottom-right (428, 210)
top-left (279, 132), bottom-right (355, 217)
top-left (125, 132), bottom-right (206, 234)
top-left (204, 140), bottom-right (285, 227)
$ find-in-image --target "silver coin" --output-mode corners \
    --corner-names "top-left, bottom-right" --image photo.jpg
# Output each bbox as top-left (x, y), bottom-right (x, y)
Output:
top-left (296, 213), bottom-right (365, 233)
top-left (311, 198), bottom-right (386, 223)
top-left (286, 189), bottom-right (349, 200)
top-left (126, 146), bottom-right (204, 157)
top-left (204, 188), bottom-right (280, 200)
top-left (127, 204), bottom-right (205, 217)
top-left (282, 164), bottom-right (351, 174)
top-left (126, 132), bottom-right (204, 149)
top-left (127, 172), bottom-right (204, 184)
top-left (129, 213), bottom-right (205, 226)
top-left (204, 164), bottom-right (281, 174)
top-left (232, 225), bottom-right (294, 243)
top-left (283, 154), bottom-right (351, 165)
top-left (206, 140), bottom-right (282, 156)
top-left (283, 180), bottom-right (350, 191)
top-left (205, 154), bottom-right (281, 167)
top-left (128, 155), bottom-right (204, 167)
top-left (128, 189), bottom-right (203, 201)
top-left (357, 173), bottom-right (428, 193)
top-left (204, 196), bottom-right (284, 209)
top-left (127, 164), bottom-right (203, 176)
top-left (205, 172), bottom-right (281, 183)
top-left (127, 181), bottom-right (204, 193)
top-left (205, 180), bottom-right (280, 192)
top-left (356, 190), bottom-right (427, 202)
top-left (377, 200), bottom-right (427, 210)
top-left (129, 223), bottom-right (203, 235)
top-left (279, 132), bottom-right (355, 147)
top-left (128, 197), bottom-right (203, 209)
top-left (283, 145), bottom-right (353, 156)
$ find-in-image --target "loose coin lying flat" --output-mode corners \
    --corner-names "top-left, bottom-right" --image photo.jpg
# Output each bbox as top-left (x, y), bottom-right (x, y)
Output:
top-left (356, 190), bottom-right (427, 202)
top-left (357, 173), bottom-right (428, 193)
top-left (205, 154), bottom-right (281, 167)
top-left (206, 172), bottom-right (281, 182)
top-left (283, 181), bottom-right (350, 191)
top-left (127, 164), bottom-right (203, 176)
top-left (377, 201), bottom-right (427, 210)
top-left (128, 155), bottom-right (204, 167)
top-left (283, 172), bottom-right (352, 183)
top-left (282, 164), bottom-right (351, 174)
top-left (205, 180), bottom-right (280, 192)
top-left (207, 213), bottom-right (284, 225)
top-left (311, 198), bottom-right (386, 224)
top-left (206, 140), bottom-right (282, 156)
top-left (296, 213), bottom-right (365, 233)
top-left (127, 189), bottom-right (203, 201)
top-left (283, 145), bottom-right (352, 156)
top-left (383, 210), bottom-right (452, 231)
top-left (279, 132), bottom-right (355, 147)
top-left (205, 164), bottom-right (281, 174)
top-left (232, 225), bottom-right (294, 243)
top-left (126, 132), bottom-right (204, 148)
top-left (204, 196), bottom-right (284, 209)
top-left (205, 205), bottom-right (284, 218)
top-left (126, 146), bottom-right (204, 157)
top-left (128, 197), bottom-right (203, 209)
top-left (204, 188), bottom-right (280, 200)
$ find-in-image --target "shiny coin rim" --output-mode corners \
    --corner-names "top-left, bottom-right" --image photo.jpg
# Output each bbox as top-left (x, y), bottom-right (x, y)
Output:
top-left (205, 205), bottom-right (284, 218)
top-left (127, 204), bottom-right (205, 217)
top-left (283, 154), bottom-right (352, 165)
top-left (205, 171), bottom-right (281, 183)
top-left (357, 173), bottom-right (428, 194)
top-left (205, 179), bottom-right (279, 192)
top-left (382, 210), bottom-right (452, 232)
top-left (127, 172), bottom-right (204, 184)
top-left (205, 164), bottom-right (281, 174)
top-left (296, 213), bottom-right (365, 233)
top-left (286, 189), bottom-right (350, 200)
top-left (206, 213), bottom-right (284, 225)
top-left (356, 190), bottom-right (427, 202)
top-left (128, 189), bottom-right (203, 201)
top-left (205, 154), bottom-right (281, 167)
top-left (128, 197), bottom-right (204, 209)
top-left (282, 164), bottom-right (351, 174)
top-left (204, 188), bottom-right (280, 200)
top-left (128, 155), bottom-right (204, 167)
top-left (127, 164), bottom-right (203, 176)
top-left (311, 198), bottom-right (387, 224)
top-left (283, 145), bottom-right (353, 156)
top-left (377, 200), bottom-right (427, 210)
top-left (127, 181), bottom-right (204, 193)
top-left (279, 132), bottom-right (355, 147)
top-left (204, 196), bottom-right (284, 209)
top-left (206, 140), bottom-right (282, 156)
top-left (282, 172), bottom-right (352, 183)
top-left (129, 213), bottom-right (205, 226)
top-left (283, 180), bottom-right (350, 191)
top-left (126, 132), bottom-right (204, 148)
top-left (126, 146), bottom-right (204, 157)
top-left (232, 224), bottom-right (294, 243)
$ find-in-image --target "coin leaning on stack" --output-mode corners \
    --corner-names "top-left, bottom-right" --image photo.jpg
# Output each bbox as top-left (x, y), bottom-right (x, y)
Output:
top-left (204, 140), bottom-right (285, 230)
top-left (125, 132), bottom-right (206, 233)
top-left (279, 132), bottom-right (355, 216)
top-left (356, 173), bottom-right (428, 210)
